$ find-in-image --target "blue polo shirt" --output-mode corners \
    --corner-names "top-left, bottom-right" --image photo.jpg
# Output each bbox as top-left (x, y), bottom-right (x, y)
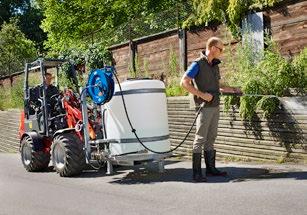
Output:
top-left (185, 62), bottom-right (199, 79)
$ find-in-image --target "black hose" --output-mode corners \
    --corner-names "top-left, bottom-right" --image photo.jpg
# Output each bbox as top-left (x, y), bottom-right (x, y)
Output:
top-left (113, 72), bottom-right (202, 155)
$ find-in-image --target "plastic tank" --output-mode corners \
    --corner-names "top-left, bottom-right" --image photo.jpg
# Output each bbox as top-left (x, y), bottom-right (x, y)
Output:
top-left (105, 79), bottom-right (170, 155)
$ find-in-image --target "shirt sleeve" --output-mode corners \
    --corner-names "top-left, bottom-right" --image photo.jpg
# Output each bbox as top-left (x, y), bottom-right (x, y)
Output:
top-left (184, 62), bottom-right (199, 79)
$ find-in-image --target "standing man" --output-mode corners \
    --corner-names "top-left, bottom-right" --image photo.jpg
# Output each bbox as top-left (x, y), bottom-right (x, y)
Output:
top-left (180, 37), bottom-right (240, 182)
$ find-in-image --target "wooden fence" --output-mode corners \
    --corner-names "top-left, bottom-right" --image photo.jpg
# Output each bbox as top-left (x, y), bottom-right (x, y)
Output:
top-left (110, 0), bottom-right (307, 81)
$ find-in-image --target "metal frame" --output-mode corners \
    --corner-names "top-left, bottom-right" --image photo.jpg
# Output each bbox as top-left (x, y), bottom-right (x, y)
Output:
top-left (24, 58), bottom-right (66, 136)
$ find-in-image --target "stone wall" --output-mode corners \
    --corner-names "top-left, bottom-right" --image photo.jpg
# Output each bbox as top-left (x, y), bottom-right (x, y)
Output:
top-left (168, 96), bottom-right (307, 163)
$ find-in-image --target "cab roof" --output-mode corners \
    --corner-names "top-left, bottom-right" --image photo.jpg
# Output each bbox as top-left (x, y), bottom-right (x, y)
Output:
top-left (26, 58), bottom-right (66, 72)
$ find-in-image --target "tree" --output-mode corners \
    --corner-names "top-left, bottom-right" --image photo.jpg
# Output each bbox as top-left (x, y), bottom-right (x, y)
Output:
top-left (0, 0), bottom-right (26, 25)
top-left (184, 0), bottom-right (281, 36)
top-left (41, 0), bottom-right (190, 53)
top-left (0, 0), bottom-right (46, 51)
top-left (0, 20), bottom-right (37, 76)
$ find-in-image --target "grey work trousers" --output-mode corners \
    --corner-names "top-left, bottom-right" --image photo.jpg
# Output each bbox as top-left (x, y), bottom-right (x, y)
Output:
top-left (193, 106), bottom-right (220, 153)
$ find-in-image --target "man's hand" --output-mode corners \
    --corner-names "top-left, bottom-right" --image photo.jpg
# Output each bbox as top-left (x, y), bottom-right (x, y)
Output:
top-left (181, 75), bottom-right (213, 102)
top-left (200, 92), bottom-right (213, 102)
top-left (233, 87), bottom-right (242, 95)
top-left (220, 86), bottom-right (242, 95)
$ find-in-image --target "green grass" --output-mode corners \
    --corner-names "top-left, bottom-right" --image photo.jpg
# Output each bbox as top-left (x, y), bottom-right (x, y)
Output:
top-left (0, 87), bottom-right (12, 110)
top-left (0, 77), bottom-right (24, 110)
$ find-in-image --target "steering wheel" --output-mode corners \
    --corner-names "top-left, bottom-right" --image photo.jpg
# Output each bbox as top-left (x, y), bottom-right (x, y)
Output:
top-left (50, 93), bottom-right (60, 100)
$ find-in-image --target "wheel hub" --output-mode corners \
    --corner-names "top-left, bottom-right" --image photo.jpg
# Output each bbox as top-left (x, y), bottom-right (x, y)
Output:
top-left (22, 143), bottom-right (32, 165)
top-left (54, 144), bottom-right (65, 169)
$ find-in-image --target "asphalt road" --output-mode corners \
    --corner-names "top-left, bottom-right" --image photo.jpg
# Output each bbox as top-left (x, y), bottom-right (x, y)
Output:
top-left (0, 153), bottom-right (307, 215)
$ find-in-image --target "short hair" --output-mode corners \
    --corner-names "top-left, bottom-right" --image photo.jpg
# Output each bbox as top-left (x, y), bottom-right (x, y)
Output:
top-left (45, 72), bottom-right (53, 77)
top-left (206, 37), bottom-right (223, 50)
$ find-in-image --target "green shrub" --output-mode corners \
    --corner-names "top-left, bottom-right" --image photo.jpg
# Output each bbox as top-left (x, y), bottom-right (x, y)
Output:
top-left (0, 75), bottom-right (41, 111)
top-left (164, 46), bottom-right (187, 97)
top-left (0, 87), bottom-right (11, 110)
top-left (10, 77), bottom-right (24, 109)
top-left (224, 37), bottom-right (307, 120)
top-left (166, 78), bottom-right (188, 97)
top-left (0, 80), bottom-right (24, 111)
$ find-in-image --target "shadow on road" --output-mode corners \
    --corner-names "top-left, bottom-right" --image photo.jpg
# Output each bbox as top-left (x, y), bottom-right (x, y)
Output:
top-left (108, 164), bottom-right (307, 185)
top-left (41, 160), bottom-right (307, 182)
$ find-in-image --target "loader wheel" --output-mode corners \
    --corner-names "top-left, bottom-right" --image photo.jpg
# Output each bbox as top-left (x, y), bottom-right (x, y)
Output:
top-left (51, 133), bottom-right (85, 177)
top-left (20, 136), bottom-right (50, 172)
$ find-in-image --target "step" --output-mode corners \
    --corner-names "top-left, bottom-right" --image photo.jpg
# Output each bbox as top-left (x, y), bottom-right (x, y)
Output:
top-left (169, 122), bottom-right (307, 134)
top-left (0, 141), bottom-right (19, 149)
top-left (169, 118), bottom-right (306, 129)
top-left (169, 137), bottom-right (307, 156)
top-left (167, 110), bottom-right (307, 122)
top-left (0, 143), bottom-right (19, 153)
top-left (0, 126), bottom-right (19, 135)
top-left (216, 151), bottom-right (272, 162)
top-left (0, 120), bottom-right (20, 127)
top-left (214, 147), bottom-right (281, 161)
top-left (169, 136), bottom-right (306, 153)
top-left (0, 133), bottom-right (20, 143)
top-left (169, 128), bottom-right (305, 143)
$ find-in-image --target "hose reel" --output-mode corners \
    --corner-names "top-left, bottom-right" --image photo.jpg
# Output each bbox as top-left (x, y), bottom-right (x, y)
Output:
top-left (86, 66), bottom-right (115, 105)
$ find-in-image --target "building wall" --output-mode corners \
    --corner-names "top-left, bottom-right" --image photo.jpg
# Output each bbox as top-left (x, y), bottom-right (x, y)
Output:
top-left (265, 0), bottom-right (307, 56)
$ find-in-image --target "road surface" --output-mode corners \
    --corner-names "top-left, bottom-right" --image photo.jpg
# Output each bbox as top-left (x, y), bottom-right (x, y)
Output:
top-left (0, 153), bottom-right (306, 215)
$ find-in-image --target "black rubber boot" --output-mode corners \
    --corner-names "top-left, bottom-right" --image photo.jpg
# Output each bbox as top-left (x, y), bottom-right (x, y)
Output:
top-left (192, 153), bottom-right (207, 182)
top-left (204, 150), bottom-right (227, 176)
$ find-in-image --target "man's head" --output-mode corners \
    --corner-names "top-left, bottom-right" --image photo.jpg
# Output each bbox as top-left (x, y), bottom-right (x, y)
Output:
top-left (45, 72), bottom-right (54, 86)
top-left (206, 37), bottom-right (224, 59)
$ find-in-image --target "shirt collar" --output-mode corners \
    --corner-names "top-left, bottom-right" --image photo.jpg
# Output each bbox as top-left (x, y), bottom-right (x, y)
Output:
top-left (200, 51), bottom-right (221, 66)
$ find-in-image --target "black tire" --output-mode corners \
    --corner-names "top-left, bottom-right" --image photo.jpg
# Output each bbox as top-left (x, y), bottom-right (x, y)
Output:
top-left (51, 133), bottom-right (85, 177)
top-left (20, 136), bottom-right (50, 172)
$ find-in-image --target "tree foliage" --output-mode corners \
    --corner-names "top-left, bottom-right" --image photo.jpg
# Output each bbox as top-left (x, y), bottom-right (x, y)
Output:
top-left (41, 0), bottom-right (190, 52)
top-left (0, 0), bottom-right (46, 50)
top-left (184, 0), bottom-right (281, 36)
top-left (0, 20), bottom-right (37, 76)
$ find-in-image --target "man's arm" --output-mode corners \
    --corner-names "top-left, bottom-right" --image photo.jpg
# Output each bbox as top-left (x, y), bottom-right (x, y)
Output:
top-left (180, 75), bottom-right (213, 102)
top-left (219, 84), bottom-right (242, 95)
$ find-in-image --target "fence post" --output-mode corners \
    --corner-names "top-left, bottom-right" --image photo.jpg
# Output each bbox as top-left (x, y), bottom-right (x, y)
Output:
top-left (178, 28), bottom-right (187, 72)
top-left (129, 40), bottom-right (136, 74)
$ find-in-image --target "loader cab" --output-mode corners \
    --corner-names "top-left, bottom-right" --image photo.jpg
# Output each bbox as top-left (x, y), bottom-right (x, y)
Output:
top-left (24, 59), bottom-right (66, 137)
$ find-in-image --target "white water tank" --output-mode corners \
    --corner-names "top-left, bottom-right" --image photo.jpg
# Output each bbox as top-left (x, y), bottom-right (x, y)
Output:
top-left (105, 79), bottom-right (170, 156)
